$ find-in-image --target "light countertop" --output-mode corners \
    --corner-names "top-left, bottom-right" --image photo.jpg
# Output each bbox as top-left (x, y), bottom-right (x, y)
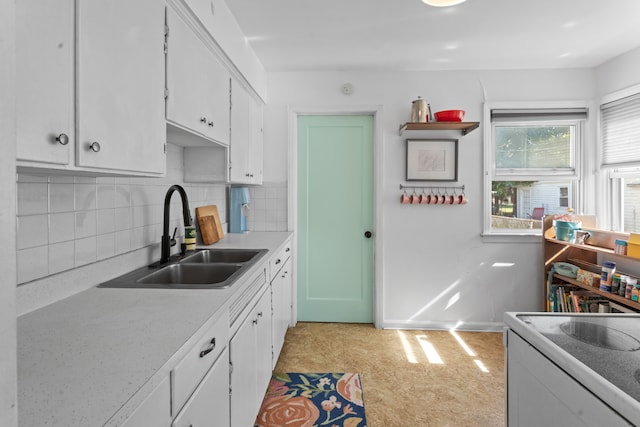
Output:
top-left (17, 231), bottom-right (292, 427)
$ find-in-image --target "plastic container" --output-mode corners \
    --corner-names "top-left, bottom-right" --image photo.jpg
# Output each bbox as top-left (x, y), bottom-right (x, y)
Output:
top-left (633, 284), bottom-right (640, 302)
top-left (553, 220), bottom-right (582, 242)
top-left (599, 261), bottom-right (616, 292)
top-left (615, 239), bottom-right (628, 255)
top-left (612, 274), bottom-right (621, 294)
top-left (626, 278), bottom-right (637, 299)
top-left (619, 275), bottom-right (629, 297)
top-left (434, 109), bottom-right (465, 122)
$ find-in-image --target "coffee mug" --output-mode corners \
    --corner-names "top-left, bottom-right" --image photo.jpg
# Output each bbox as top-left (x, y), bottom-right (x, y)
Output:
top-left (411, 193), bottom-right (420, 204)
top-left (420, 193), bottom-right (429, 204)
top-left (429, 193), bottom-right (438, 205)
top-left (400, 193), bottom-right (410, 204)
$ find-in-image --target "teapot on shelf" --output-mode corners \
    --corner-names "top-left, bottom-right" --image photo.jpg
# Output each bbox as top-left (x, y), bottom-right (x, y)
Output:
top-left (410, 96), bottom-right (433, 123)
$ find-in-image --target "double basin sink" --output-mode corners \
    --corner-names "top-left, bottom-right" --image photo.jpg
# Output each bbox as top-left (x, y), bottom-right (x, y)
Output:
top-left (98, 248), bottom-right (267, 289)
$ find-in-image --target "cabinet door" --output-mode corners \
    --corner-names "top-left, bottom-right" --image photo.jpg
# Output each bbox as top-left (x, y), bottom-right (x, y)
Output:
top-left (248, 96), bottom-right (264, 184)
top-left (230, 78), bottom-right (250, 182)
top-left (76, 0), bottom-right (165, 174)
top-left (16, 0), bottom-right (73, 165)
top-left (230, 309), bottom-right (258, 427)
top-left (255, 288), bottom-right (273, 401)
top-left (166, 7), bottom-right (229, 146)
top-left (271, 257), bottom-right (291, 365)
top-left (172, 348), bottom-right (230, 427)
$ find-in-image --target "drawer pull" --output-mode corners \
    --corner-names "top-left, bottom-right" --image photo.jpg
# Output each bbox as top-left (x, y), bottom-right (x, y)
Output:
top-left (199, 337), bottom-right (216, 358)
top-left (275, 259), bottom-right (281, 265)
top-left (285, 247), bottom-right (290, 252)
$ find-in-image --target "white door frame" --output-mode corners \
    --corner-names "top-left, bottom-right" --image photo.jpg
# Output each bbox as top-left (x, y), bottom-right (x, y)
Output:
top-left (287, 105), bottom-right (384, 328)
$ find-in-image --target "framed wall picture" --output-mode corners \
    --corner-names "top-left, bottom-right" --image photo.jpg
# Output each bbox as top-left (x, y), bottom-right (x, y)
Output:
top-left (406, 139), bottom-right (458, 181)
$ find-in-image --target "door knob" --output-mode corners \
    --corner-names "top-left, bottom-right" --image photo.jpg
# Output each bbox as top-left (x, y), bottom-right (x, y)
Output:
top-left (364, 231), bottom-right (372, 238)
top-left (88, 141), bottom-right (101, 152)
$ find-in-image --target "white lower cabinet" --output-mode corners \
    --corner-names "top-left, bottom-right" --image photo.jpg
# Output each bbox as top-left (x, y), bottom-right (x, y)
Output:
top-left (230, 287), bottom-right (273, 427)
top-left (270, 241), bottom-right (292, 366)
top-left (172, 347), bottom-right (230, 427)
top-left (171, 312), bottom-right (229, 423)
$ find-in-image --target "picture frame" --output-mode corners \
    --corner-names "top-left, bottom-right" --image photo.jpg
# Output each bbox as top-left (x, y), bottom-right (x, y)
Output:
top-left (406, 139), bottom-right (458, 181)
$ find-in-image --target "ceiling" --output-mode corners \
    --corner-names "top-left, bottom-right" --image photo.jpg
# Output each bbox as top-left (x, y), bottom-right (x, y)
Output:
top-left (225, 0), bottom-right (640, 72)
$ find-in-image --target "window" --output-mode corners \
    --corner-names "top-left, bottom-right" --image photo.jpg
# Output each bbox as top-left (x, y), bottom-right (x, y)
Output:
top-left (484, 104), bottom-right (587, 235)
top-left (602, 91), bottom-right (640, 233)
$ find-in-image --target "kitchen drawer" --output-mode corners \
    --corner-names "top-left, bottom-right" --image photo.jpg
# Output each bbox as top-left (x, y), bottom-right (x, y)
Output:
top-left (171, 311), bottom-right (229, 415)
top-left (270, 240), bottom-right (292, 281)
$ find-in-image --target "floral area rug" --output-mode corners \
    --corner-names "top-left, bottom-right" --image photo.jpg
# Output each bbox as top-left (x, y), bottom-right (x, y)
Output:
top-left (254, 372), bottom-right (367, 427)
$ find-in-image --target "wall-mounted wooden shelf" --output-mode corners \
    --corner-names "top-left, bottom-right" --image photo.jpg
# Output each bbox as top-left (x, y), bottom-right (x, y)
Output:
top-left (399, 121), bottom-right (480, 136)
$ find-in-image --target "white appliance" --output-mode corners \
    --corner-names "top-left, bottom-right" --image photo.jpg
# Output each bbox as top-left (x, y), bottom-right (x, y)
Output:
top-left (504, 312), bottom-right (640, 426)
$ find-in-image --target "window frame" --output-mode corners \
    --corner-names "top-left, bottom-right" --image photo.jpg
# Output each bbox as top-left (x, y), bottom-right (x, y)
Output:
top-left (601, 83), bottom-right (640, 233)
top-left (483, 101), bottom-right (588, 237)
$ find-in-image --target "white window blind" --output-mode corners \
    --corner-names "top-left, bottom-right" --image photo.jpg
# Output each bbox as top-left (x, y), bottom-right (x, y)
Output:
top-left (601, 93), bottom-right (640, 168)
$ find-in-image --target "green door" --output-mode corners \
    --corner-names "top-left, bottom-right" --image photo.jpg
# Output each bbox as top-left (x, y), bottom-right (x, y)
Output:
top-left (297, 115), bottom-right (374, 323)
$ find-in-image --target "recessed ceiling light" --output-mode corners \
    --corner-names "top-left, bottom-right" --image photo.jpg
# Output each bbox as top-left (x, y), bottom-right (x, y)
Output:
top-left (422, 0), bottom-right (467, 7)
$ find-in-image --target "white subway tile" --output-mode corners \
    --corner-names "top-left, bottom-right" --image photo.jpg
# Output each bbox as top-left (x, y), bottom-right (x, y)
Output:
top-left (74, 183), bottom-right (96, 211)
top-left (74, 236), bottom-right (96, 267)
top-left (17, 246), bottom-right (49, 284)
top-left (114, 207), bottom-right (132, 232)
top-left (17, 214), bottom-right (48, 250)
top-left (49, 183), bottom-right (75, 213)
top-left (49, 212), bottom-right (75, 244)
top-left (75, 210), bottom-right (97, 239)
top-left (114, 230), bottom-right (131, 255)
top-left (49, 241), bottom-right (74, 275)
top-left (114, 184), bottom-right (131, 208)
top-left (97, 182), bottom-right (116, 209)
top-left (97, 209), bottom-right (116, 235)
top-left (97, 233), bottom-right (115, 260)
top-left (17, 182), bottom-right (48, 215)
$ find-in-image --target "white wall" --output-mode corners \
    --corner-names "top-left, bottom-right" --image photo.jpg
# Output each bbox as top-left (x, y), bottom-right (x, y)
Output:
top-left (0, 0), bottom-right (17, 424)
top-left (265, 68), bottom-right (595, 330)
top-left (595, 46), bottom-right (640, 97)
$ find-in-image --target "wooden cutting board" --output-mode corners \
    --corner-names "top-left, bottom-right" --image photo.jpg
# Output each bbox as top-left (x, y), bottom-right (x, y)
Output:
top-left (195, 205), bottom-right (224, 245)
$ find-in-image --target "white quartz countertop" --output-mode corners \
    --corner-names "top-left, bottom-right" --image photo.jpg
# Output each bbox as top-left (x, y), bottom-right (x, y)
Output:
top-left (504, 312), bottom-right (640, 426)
top-left (17, 231), bottom-right (292, 427)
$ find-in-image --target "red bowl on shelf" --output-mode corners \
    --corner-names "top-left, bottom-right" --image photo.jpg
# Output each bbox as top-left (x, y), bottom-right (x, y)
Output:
top-left (434, 110), bottom-right (465, 122)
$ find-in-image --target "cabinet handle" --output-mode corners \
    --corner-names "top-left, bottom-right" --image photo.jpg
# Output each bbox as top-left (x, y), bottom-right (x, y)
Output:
top-left (200, 117), bottom-right (207, 123)
top-left (285, 247), bottom-right (290, 252)
top-left (199, 337), bottom-right (216, 358)
top-left (55, 133), bottom-right (69, 146)
top-left (252, 318), bottom-right (258, 325)
top-left (88, 141), bottom-right (101, 152)
top-left (208, 121), bottom-right (214, 127)
top-left (275, 259), bottom-right (281, 265)
top-left (257, 311), bottom-right (263, 318)
top-left (281, 271), bottom-right (288, 278)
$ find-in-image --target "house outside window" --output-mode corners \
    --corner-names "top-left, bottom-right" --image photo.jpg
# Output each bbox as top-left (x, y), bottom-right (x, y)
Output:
top-left (602, 89), bottom-right (640, 233)
top-left (483, 103), bottom-right (587, 235)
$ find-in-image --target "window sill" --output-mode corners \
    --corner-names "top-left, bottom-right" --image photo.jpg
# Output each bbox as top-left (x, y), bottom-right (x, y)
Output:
top-left (481, 233), bottom-right (542, 244)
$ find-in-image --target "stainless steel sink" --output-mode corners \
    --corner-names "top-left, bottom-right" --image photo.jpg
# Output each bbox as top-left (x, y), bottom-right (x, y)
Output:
top-left (180, 249), bottom-right (265, 264)
top-left (136, 263), bottom-right (242, 288)
top-left (97, 248), bottom-right (267, 289)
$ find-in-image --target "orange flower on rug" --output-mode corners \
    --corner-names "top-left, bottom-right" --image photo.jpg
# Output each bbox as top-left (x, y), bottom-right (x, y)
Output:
top-left (255, 373), bottom-right (367, 427)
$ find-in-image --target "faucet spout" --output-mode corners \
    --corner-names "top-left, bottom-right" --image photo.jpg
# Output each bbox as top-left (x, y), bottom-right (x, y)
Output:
top-left (161, 185), bottom-right (192, 264)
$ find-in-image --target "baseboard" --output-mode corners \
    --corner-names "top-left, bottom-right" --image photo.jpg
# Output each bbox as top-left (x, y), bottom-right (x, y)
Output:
top-left (380, 319), bottom-right (505, 332)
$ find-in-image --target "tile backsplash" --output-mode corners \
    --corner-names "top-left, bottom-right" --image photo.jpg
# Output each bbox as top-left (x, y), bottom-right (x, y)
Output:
top-left (16, 144), bottom-right (227, 286)
top-left (15, 144), bottom-right (289, 314)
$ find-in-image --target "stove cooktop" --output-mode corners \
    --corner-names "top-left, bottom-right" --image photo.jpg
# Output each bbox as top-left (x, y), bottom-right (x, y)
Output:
top-left (517, 314), bottom-right (640, 402)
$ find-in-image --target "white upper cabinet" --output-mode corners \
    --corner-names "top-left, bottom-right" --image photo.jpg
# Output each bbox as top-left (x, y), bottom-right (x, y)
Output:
top-left (16, 0), bottom-right (166, 176)
top-left (165, 6), bottom-right (230, 146)
top-left (229, 78), bottom-right (263, 184)
top-left (76, 0), bottom-right (166, 174)
top-left (16, 0), bottom-right (74, 165)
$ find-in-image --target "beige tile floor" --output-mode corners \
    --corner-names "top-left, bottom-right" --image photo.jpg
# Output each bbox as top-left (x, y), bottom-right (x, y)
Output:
top-left (271, 322), bottom-right (505, 427)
